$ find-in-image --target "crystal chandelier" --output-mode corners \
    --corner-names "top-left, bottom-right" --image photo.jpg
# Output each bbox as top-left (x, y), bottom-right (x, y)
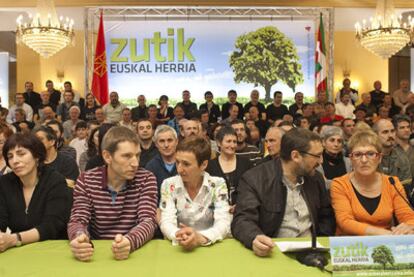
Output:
top-left (16, 0), bottom-right (75, 58)
top-left (355, 0), bottom-right (414, 59)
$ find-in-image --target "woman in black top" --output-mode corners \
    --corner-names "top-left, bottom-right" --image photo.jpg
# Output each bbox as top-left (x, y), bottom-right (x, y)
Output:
top-left (0, 124), bottom-right (13, 176)
top-left (318, 126), bottom-right (351, 188)
top-left (206, 126), bottom-right (253, 211)
top-left (0, 133), bottom-right (71, 252)
top-left (85, 123), bottom-right (115, 171)
top-left (157, 95), bottom-right (174, 124)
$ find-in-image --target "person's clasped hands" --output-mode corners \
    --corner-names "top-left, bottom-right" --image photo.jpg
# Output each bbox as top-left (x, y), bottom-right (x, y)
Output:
top-left (175, 223), bottom-right (209, 250)
top-left (70, 233), bottom-right (131, 261)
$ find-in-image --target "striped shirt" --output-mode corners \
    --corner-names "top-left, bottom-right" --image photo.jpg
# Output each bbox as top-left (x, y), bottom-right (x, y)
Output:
top-left (236, 144), bottom-right (262, 165)
top-left (67, 166), bottom-right (158, 251)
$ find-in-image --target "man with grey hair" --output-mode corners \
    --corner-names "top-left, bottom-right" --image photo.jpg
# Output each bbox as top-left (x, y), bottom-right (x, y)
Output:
top-left (356, 92), bottom-right (377, 118)
top-left (145, 124), bottom-right (178, 194)
top-left (260, 126), bottom-right (285, 163)
top-left (136, 119), bottom-right (158, 167)
top-left (243, 89), bottom-right (266, 120)
top-left (373, 119), bottom-right (412, 185)
top-left (393, 79), bottom-right (413, 109)
top-left (62, 105), bottom-right (82, 141)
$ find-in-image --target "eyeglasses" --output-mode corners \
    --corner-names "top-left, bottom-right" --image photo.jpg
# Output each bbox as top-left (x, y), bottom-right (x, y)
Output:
top-left (349, 151), bottom-right (380, 160)
top-left (299, 151), bottom-right (322, 159)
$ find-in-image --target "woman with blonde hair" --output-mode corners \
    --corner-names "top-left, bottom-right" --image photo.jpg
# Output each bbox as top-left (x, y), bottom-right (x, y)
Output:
top-left (331, 130), bottom-right (414, 235)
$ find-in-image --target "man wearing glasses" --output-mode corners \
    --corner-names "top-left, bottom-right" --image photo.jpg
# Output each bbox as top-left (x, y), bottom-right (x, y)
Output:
top-left (231, 128), bottom-right (335, 257)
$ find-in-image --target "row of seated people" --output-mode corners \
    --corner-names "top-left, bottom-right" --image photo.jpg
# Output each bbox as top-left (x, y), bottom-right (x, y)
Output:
top-left (2, 95), bottom-right (414, 199)
top-left (14, 78), bottom-right (413, 128)
top-left (1, 123), bottom-right (414, 260)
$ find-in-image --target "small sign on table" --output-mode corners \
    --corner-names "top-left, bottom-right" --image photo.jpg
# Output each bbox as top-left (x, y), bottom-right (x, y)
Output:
top-left (330, 235), bottom-right (414, 277)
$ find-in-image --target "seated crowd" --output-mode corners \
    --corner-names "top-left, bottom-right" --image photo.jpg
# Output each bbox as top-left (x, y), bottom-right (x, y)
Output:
top-left (1, 78), bottom-right (414, 260)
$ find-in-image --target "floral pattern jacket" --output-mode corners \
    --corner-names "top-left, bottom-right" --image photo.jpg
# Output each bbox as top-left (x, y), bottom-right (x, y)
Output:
top-left (159, 172), bottom-right (232, 245)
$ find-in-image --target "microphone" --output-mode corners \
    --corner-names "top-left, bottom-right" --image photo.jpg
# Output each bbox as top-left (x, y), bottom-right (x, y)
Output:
top-left (296, 251), bottom-right (328, 270)
top-left (388, 176), bottom-right (413, 210)
top-left (296, 186), bottom-right (328, 270)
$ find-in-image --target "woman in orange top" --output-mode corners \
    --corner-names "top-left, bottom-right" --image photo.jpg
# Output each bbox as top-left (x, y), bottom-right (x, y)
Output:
top-left (331, 130), bottom-right (414, 235)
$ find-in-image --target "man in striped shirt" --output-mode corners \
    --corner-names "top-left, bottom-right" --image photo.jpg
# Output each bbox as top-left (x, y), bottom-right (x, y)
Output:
top-left (68, 126), bottom-right (158, 261)
top-left (231, 120), bottom-right (262, 165)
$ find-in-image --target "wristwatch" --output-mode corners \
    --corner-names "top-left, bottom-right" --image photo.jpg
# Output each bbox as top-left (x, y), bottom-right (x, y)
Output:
top-left (15, 233), bottom-right (22, 247)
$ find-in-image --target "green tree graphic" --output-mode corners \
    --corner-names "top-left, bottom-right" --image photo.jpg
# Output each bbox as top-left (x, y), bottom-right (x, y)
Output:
top-left (229, 26), bottom-right (304, 101)
top-left (371, 245), bottom-right (395, 270)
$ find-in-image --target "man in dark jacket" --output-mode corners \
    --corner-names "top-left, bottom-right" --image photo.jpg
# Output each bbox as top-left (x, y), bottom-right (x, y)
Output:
top-left (231, 128), bottom-right (335, 257)
top-left (23, 81), bottom-right (41, 112)
top-left (145, 125), bottom-right (178, 198)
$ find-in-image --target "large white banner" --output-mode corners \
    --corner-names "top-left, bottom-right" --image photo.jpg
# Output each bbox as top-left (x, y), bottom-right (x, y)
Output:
top-left (0, 52), bottom-right (9, 108)
top-left (105, 20), bottom-right (315, 104)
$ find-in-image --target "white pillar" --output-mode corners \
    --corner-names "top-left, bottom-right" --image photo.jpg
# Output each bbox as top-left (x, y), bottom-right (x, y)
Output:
top-left (0, 52), bottom-right (9, 108)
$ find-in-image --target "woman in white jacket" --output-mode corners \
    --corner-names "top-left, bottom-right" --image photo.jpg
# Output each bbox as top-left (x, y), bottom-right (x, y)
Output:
top-left (159, 136), bottom-right (231, 250)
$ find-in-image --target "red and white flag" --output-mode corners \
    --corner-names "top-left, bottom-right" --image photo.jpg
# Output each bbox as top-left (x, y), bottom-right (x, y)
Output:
top-left (91, 10), bottom-right (109, 105)
top-left (315, 13), bottom-right (327, 98)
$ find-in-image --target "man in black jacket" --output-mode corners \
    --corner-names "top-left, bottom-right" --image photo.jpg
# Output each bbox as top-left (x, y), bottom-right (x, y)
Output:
top-left (23, 81), bottom-right (41, 112)
top-left (231, 128), bottom-right (335, 257)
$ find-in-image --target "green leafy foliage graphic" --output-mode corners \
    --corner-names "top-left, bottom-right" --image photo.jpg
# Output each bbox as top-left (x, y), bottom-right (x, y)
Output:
top-left (371, 245), bottom-right (395, 270)
top-left (229, 26), bottom-right (304, 101)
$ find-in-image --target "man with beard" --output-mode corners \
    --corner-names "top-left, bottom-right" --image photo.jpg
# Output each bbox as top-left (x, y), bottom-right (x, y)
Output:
top-left (231, 119), bottom-right (262, 165)
top-left (102, 91), bottom-right (126, 123)
top-left (181, 118), bottom-right (201, 138)
top-left (393, 115), bottom-right (414, 206)
top-left (243, 89), bottom-right (266, 120)
top-left (45, 80), bottom-right (61, 107)
top-left (393, 79), bottom-right (413, 109)
top-left (136, 119), bottom-right (159, 167)
top-left (373, 119), bottom-right (411, 185)
top-left (22, 81), bottom-right (41, 112)
top-left (231, 128), bottom-right (335, 256)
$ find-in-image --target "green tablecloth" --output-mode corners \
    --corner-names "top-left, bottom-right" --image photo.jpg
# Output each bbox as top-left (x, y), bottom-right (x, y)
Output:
top-left (0, 238), bottom-right (331, 277)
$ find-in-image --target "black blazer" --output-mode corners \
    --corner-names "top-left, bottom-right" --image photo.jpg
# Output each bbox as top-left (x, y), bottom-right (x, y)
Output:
top-left (231, 158), bottom-right (335, 249)
top-left (206, 155), bottom-right (253, 204)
